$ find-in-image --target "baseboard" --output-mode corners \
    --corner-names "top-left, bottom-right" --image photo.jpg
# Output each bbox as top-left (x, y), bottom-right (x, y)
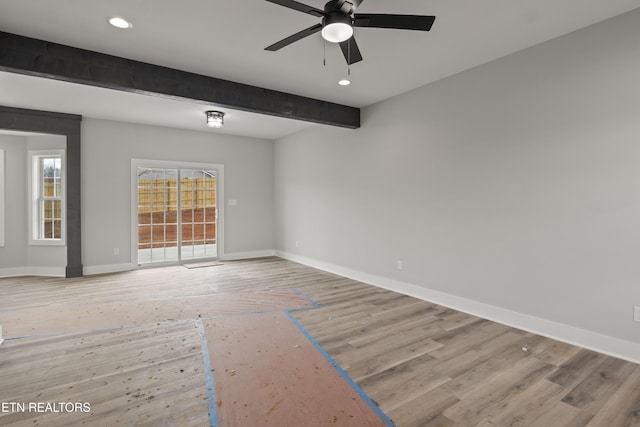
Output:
top-left (0, 266), bottom-right (66, 278)
top-left (82, 252), bottom-right (277, 275)
top-left (0, 267), bottom-right (26, 278)
top-left (275, 251), bottom-right (640, 365)
top-left (221, 250), bottom-right (276, 261)
top-left (83, 263), bottom-right (138, 276)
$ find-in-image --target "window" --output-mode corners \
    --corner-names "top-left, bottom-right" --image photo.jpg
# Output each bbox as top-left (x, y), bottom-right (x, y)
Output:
top-left (30, 150), bottom-right (65, 244)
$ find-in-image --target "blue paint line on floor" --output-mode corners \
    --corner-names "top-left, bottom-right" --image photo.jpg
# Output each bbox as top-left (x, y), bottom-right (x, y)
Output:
top-left (195, 319), bottom-right (219, 427)
top-left (284, 311), bottom-right (396, 427)
top-left (290, 288), bottom-right (321, 309)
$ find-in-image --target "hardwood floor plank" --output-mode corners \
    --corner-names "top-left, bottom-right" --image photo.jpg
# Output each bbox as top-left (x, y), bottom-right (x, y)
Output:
top-left (428, 320), bottom-right (514, 361)
top-left (585, 365), bottom-right (640, 426)
top-left (357, 353), bottom-right (451, 413)
top-left (443, 357), bottom-right (555, 423)
top-left (344, 335), bottom-right (444, 382)
top-left (528, 336), bottom-right (583, 366)
top-left (546, 349), bottom-right (610, 388)
top-left (528, 401), bottom-right (588, 427)
top-left (442, 334), bottom-right (533, 395)
top-left (387, 387), bottom-right (460, 427)
top-left (561, 356), bottom-right (637, 412)
top-left (474, 379), bottom-right (565, 426)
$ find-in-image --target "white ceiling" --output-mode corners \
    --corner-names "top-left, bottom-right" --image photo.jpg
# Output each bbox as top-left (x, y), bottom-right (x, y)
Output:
top-left (1, 0), bottom-right (638, 139)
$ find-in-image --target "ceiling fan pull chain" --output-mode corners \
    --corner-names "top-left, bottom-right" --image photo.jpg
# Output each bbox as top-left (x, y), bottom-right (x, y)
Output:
top-left (348, 38), bottom-right (351, 75)
top-left (323, 38), bottom-right (326, 66)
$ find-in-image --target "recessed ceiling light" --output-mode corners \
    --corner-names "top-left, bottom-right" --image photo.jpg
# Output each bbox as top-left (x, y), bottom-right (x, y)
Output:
top-left (338, 79), bottom-right (351, 86)
top-left (108, 17), bottom-right (133, 29)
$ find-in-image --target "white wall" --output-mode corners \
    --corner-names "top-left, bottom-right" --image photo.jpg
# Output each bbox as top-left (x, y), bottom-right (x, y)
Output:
top-left (82, 119), bottom-right (275, 272)
top-left (275, 9), bottom-right (640, 360)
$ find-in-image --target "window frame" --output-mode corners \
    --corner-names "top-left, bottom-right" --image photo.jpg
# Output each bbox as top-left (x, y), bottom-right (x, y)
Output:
top-left (29, 149), bottom-right (66, 246)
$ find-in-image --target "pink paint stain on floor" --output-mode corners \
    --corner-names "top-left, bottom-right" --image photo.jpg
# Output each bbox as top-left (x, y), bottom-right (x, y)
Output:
top-left (202, 311), bottom-right (389, 426)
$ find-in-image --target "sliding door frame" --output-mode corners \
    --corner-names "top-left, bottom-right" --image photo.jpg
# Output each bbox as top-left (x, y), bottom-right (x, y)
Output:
top-left (131, 159), bottom-right (225, 267)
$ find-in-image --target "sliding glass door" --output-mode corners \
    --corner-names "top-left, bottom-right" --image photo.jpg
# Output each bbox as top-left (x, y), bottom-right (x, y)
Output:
top-left (137, 166), bottom-right (218, 265)
top-left (179, 169), bottom-right (217, 261)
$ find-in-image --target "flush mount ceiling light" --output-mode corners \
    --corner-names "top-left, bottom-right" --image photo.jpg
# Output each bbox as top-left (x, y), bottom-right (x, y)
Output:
top-left (321, 12), bottom-right (353, 43)
top-left (205, 111), bottom-right (225, 128)
top-left (108, 16), bottom-right (133, 29)
top-left (338, 78), bottom-right (351, 86)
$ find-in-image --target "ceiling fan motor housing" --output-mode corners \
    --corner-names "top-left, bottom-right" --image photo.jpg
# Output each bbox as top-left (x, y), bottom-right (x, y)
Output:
top-left (324, 0), bottom-right (356, 14)
top-left (322, 11), bottom-right (353, 27)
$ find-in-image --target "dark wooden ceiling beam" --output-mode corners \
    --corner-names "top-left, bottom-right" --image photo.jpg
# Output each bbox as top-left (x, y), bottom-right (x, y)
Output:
top-left (0, 31), bottom-right (360, 129)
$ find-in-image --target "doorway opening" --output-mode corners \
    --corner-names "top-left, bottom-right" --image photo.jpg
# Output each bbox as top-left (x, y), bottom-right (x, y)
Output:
top-left (134, 161), bottom-right (221, 266)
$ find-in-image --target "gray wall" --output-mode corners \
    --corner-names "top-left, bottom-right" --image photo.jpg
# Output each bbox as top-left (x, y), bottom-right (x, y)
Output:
top-left (275, 10), bottom-right (640, 348)
top-left (1, 119), bottom-right (275, 274)
top-left (0, 134), bottom-right (27, 269)
top-left (82, 119), bottom-right (275, 270)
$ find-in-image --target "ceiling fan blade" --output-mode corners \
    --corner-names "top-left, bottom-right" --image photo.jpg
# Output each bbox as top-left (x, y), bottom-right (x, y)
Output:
top-left (265, 24), bottom-right (323, 51)
top-left (264, 0), bottom-right (325, 17)
top-left (339, 37), bottom-right (363, 65)
top-left (353, 14), bottom-right (435, 31)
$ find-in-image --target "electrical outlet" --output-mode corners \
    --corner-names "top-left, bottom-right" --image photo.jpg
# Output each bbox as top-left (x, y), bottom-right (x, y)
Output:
top-left (113, 247), bottom-right (119, 256)
top-left (295, 241), bottom-right (299, 248)
top-left (397, 260), bottom-right (403, 271)
top-left (634, 306), bottom-right (640, 323)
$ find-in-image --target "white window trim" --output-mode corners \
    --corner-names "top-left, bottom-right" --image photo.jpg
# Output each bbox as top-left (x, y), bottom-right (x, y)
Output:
top-left (0, 149), bottom-right (5, 247)
top-left (29, 149), bottom-right (66, 246)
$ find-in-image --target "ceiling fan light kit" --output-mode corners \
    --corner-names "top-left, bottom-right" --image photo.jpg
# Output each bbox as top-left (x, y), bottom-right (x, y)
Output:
top-left (321, 12), bottom-right (353, 43)
top-left (264, 0), bottom-right (435, 67)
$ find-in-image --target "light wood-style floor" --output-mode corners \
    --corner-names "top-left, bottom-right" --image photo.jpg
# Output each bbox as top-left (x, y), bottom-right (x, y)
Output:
top-left (1, 257), bottom-right (639, 426)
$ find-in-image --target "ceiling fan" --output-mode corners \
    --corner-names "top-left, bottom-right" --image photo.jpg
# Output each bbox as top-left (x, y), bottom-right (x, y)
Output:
top-left (264, 0), bottom-right (436, 65)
